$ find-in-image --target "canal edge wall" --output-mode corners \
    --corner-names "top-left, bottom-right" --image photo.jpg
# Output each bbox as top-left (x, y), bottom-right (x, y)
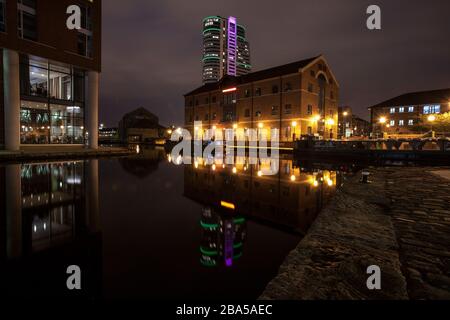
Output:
top-left (260, 170), bottom-right (409, 300)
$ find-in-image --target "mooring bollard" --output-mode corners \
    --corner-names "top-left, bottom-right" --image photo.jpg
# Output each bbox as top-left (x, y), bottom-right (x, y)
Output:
top-left (360, 170), bottom-right (371, 183)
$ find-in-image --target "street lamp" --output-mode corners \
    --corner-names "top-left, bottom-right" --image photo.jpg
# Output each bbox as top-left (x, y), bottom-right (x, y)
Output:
top-left (291, 121), bottom-right (297, 141)
top-left (428, 115), bottom-right (436, 138)
top-left (378, 117), bottom-right (387, 139)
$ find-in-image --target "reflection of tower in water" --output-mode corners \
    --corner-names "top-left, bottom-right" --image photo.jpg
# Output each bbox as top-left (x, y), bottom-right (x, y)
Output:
top-left (199, 207), bottom-right (246, 268)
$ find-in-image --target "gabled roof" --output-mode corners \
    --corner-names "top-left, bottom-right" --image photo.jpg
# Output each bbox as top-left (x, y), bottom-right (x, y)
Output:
top-left (185, 55), bottom-right (323, 96)
top-left (369, 88), bottom-right (450, 109)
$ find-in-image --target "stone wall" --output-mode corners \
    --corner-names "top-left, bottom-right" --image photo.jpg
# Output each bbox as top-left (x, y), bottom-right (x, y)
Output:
top-left (260, 167), bottom-right (450, 300)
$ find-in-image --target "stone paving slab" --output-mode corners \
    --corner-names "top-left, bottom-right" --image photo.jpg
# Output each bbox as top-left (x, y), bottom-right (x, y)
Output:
top-left (430, 170), bottom-right (450, 181)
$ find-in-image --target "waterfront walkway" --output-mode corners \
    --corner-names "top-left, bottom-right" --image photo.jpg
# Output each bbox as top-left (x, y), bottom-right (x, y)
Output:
top-left (0, 146), bottom-right (133, 162)
top-left (261, 167), bottom-right (450, 300)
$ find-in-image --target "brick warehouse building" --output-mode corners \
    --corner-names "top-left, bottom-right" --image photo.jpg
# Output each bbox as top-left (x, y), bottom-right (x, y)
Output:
top-left (184, 55), bottom-right (339, 143)
top-left (368, 88), bottom-right (450, 138)
top-left (0, 0), bottom-right (101, 151)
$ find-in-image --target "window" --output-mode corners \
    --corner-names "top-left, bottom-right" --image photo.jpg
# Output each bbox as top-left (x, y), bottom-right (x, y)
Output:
top-left (255, 88), bottom-right (261, 96)
top-left (77, 5), bottom-right (93, 57)
top-left (20, 56), bottom-right (83, 103)
top-left (212, 113), bottom-right (217, 120)
top-left (330, 91), bottom-right (334, 99)
top-left (204, 114), bottom-right (209, 121)
top-left (20, 101), bottom-right (50, 144)
top-left (18, 0), bottom-right (37, 41)
top-left (308, 83), bottom-right (313, 93)
top-left (195, 100), bottom-right (199, 106)
top-left (389, 120), bottom-right (395, 126)
top-left (408, 119), bottom-right (414, 126)
top-left (398, 120), bottom-right (404, 126)
top-left (284, 82), bottom-right (292, 92)
top-left (285, 104), bottom-right (292, 114)
top-left (244, 109), bottom-right (250, 117)
top-left (271, 106), bottom-right (279, 115)
top-left (310, 70), bottom-right (315, 77)
top-left (423, 105), bottom-right (440, 114)
top-left (212, 96), bottom-right (216, 103)
top-left (272, 85), bottom-right (279, 94)
top-left (50, 104), bottom-right (84, 144)
top-left (390, 108), bottom-right (396, 113)
top-left (255, 111), bottom-right (261, 117)
top-left (399, 107), bottom-right (405, 113)
top-left (0, 0), bottom-right (5, 32)
top-left (307, 104), bottom-right (313, 115)
top-left (205, 97), bottom-right (209, 104)
top-left (408, 106), bottom-right (414, 112)
top-left (245, 89), bottom-right (251, 97)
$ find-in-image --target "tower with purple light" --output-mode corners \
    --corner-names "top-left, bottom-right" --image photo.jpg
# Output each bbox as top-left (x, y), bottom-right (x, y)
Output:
top-left (202, 16), bottom-right (251, 84)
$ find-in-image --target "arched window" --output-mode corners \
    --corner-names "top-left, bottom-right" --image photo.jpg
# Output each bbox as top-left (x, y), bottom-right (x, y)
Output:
top-left (318, 74), bottom-right (327, 114)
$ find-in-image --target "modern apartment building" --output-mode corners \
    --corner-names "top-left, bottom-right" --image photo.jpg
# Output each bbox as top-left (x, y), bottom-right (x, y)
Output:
top-left (202, 15), bottom-right (251, 84)
top-left (0, 0), bottom-right (101, 151)
top-left (368, 88), bottom-right (450, 137)
top-left (186, 55), bottom-right (339, 142)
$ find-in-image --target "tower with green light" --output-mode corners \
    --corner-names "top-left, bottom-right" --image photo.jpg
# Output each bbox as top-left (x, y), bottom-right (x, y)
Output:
top-left (202, 16), bottom-right (251, 84)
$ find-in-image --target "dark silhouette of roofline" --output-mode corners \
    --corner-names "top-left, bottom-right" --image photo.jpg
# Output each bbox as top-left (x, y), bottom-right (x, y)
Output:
top-left (185, 55), bottom-right (322, 96)
top-left (369, 88), bottom-right (450, 109)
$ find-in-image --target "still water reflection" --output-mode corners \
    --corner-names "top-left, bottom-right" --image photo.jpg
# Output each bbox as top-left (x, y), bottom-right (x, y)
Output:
top-left (1, 147), bottom-right (355, 300)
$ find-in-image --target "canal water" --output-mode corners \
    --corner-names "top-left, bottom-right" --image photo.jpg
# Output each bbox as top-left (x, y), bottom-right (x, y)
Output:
top-left (0, 147), bottom-right (355, 300)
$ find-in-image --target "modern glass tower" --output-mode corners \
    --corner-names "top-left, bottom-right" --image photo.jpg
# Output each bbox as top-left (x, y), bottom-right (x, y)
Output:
top-left (202, 16), bottom-right (251, 84)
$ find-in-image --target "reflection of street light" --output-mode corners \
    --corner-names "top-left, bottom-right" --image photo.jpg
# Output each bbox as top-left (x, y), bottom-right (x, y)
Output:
top-left (428, 115), bottom-right (436, 138)
top-left (233, 123), bottom-right (238, 130)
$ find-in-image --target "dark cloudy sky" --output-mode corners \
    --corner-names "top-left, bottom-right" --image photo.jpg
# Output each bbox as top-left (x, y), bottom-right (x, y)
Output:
top-left (99, 0), bottom-right (450, 127)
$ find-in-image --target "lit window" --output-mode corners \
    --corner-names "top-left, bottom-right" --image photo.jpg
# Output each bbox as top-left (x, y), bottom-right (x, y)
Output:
top-left (408, 119), bottom-right (414, 126)
top-left (389, 120), bottom-right (395, 126)
top-left (399, 107), bottom-right (405, 113)
top-left (423, 105), bottom-right (440, 114)
top-left (398, 120), bottom-right (404, 126)
top-left (408, 106), bottom-right (414, 112)
top-left (390, 108), bottom-right (395, 113)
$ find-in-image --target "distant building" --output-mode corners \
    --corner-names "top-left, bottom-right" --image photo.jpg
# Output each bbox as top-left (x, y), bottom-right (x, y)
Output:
top-left (186, 55), bottom-right (339, 142)
top-left (202, 16), bottom-right (251, 84)
top-left (368, 88), bottom-right (450, 138)
top-left (118, 108), bottom-right (166, 143)
top-left (1, 0), bottom-right (102, 150)
top-left (338, 106), bottom-right (370, 138)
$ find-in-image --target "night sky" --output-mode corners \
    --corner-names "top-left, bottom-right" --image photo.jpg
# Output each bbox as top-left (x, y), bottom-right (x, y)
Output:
top-left (99, 0), bottom-right (450, 127)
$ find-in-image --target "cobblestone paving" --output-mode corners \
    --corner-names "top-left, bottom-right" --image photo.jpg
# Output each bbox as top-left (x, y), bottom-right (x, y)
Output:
top-left (381, 167), bottom-right (450, 299)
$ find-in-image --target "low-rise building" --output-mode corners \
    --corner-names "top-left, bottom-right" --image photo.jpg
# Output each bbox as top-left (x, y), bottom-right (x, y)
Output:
top-left (338, 106), bottom-right (370, 139)
top-left (184, 55), bottom-right (339, 142)
top-left (368, 88), bottom-right (450, 138)
top-left (118, 107), bottom-right (166, 144)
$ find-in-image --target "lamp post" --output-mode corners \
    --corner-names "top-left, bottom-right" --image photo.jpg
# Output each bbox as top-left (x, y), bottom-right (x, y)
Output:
top-left (428, 115), bottom-right (436, 138)
top-left (379, 117), bottom-right (387, 139)
top-left (291, 121), bottom-right (297, 141)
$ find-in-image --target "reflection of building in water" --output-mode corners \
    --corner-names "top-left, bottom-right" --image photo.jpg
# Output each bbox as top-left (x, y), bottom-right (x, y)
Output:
top-left (0, 160), bottom-right (101, 298)
top-left (183, 155), bottom-right (342, 234)
top-left (199, 207), bottom-right (246, 268)
top-left (119, 147), bottom-right (166, 178)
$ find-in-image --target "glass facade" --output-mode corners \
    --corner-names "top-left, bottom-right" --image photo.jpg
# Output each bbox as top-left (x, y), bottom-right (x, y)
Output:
top-left (18, 0), bottom-right (38, 41)
top-left (0, 0), bottom-right (5, 32)
top-left (20, 55), bottom-right (86, 145)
